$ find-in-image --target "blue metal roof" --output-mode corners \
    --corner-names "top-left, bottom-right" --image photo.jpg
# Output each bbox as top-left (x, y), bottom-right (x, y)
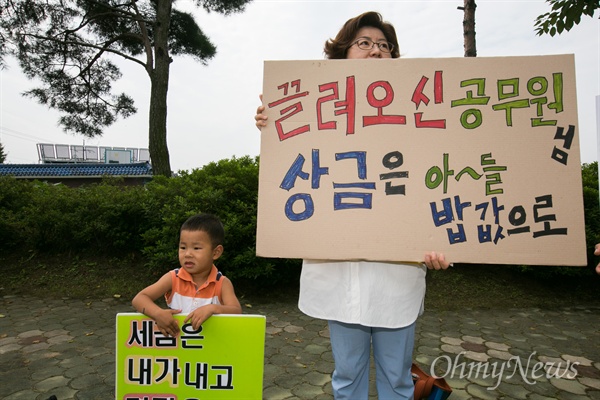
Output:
top-left (0, 162), bottom-right (153, 178)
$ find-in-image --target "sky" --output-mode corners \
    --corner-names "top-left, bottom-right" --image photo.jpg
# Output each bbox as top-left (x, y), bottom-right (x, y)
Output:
top-left (0, 0), bottom-right (598, 172)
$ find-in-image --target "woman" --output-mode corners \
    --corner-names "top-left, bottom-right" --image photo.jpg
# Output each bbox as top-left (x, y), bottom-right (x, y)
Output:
top-left (256, 12), bottom-right (451, 400)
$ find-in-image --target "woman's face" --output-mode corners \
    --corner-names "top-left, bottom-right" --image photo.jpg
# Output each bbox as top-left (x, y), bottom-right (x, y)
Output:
top-left (346, 27), bottom-right (393, 60)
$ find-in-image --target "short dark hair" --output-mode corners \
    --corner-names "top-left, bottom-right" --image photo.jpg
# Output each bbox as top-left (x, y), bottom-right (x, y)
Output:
top-left (324, 11), bottom-right (400, 59)
top-left (180, 213), bottom-right (225, 247)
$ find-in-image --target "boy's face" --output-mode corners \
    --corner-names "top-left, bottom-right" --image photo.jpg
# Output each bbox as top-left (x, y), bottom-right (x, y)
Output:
top-left (178, 229), bottom-right (223, 277)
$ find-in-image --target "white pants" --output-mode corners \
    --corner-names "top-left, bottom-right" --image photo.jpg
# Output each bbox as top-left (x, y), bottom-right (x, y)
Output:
top-left (328, 320), bottom-right (416, 400)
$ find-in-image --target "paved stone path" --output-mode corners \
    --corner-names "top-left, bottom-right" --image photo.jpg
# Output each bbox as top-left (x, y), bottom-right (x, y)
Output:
top-left (1, 295), bottom-right (600, 399)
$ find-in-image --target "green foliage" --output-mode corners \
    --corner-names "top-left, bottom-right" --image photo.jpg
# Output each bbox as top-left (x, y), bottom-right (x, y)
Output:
top-left (2, 157), bottom-right (595, 284)
top-left (0, 142), bottom-right (6, 163)
top-left (0, 0), bottom-right (252, 176)
top-left (0, 177), bottom-right (148, 253)
top-left (0, 156), bottom-right (298, 285)
top-left (517, 162), bottom-right (599, 278)
top-left (582, 162), bottom-right (599, 265)
top-left (0, 176), bottom-right (35, 248)
top-left (141, 156), bottom-right (300, 284)
top-left (535, 0), bottom-right (599, 36)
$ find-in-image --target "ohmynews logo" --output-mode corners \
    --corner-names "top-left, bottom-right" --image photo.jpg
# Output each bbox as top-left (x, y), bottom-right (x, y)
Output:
top-left (430, 351), bottom-right (579, 390)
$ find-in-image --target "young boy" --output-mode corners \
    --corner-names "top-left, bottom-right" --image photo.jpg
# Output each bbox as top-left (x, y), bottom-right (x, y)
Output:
top-left (132, 213), bottom-right (242, 337)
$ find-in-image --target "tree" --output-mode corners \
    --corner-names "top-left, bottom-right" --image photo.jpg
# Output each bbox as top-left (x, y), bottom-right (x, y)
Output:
top-left (0, 0), bottom-right (251, 176)
top-left (0, 141), bottom-right (6, 163)
top-left (535, 0), bottom-right (599, 36)
top-left (458, 0), bottom-right (477, 57)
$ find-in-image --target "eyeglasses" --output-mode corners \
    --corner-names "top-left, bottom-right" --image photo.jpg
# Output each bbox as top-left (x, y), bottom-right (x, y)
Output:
top-left (351, 37), bottom-right (394, 53)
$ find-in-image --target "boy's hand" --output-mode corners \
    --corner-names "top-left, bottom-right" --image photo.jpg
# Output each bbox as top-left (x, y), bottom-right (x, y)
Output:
top-left (184, 305), bottom-right (216, 330)
top-left (154, 308), bottom-right (182, 337)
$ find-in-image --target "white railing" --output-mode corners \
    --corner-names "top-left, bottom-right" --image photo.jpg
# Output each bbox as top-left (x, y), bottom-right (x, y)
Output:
top-left (37, 143), bottom-right (150, 164)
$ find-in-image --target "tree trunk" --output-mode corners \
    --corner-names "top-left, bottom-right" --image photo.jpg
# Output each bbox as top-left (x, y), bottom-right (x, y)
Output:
top-left (148, 0), bottom-right (172, 177)
top-left (463, 0), bottom-right (477, 57)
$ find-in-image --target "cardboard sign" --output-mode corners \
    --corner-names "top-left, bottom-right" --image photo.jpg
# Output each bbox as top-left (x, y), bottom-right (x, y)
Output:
top-left (115, 313), bottom-right (266, 399)
top-left (256, 55), bottom-right (586, 266)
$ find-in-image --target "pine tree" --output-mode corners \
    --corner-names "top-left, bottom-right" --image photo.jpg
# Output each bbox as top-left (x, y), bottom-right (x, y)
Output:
top-left (0, 0), bottom-right (252, 176)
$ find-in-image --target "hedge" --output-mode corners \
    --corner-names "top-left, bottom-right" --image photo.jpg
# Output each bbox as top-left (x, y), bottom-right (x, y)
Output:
top-left (0, 158), bottom-right (597, 279)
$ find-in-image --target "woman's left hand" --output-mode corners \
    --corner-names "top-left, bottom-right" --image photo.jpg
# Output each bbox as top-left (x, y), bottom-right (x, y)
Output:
top-left (423, 251), bottom-right (452, 270)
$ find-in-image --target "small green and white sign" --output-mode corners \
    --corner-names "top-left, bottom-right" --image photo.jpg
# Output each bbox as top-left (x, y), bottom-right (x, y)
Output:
top-left (116, 313), bottom-right (266, 399)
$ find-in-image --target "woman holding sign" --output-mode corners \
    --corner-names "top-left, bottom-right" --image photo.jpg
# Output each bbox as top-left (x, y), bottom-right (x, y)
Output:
top-left (256, 11), bottom-right (451, 400)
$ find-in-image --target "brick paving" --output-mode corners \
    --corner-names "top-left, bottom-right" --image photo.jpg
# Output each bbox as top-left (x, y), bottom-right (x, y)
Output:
top-left (1, 295), bottom-right (600, 399)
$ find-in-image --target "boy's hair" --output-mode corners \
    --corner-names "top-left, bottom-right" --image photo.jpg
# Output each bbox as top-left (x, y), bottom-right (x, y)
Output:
top-left (180, 213), bottom-right (225, 247)
top-left (324, 11), bottom-right (400, 59)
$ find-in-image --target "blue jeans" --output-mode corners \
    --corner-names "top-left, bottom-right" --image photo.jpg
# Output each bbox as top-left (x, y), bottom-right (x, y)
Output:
top-left (328, 320), bottom-right (416, 400)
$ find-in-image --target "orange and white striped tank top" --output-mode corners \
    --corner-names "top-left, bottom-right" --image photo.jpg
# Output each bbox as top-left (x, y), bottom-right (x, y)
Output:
top-left (165, 265), bottom-right (223, 313)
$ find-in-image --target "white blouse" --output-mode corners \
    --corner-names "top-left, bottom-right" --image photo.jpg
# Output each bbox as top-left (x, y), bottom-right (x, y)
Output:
top-left (298, 259), bottom-right (427, 329)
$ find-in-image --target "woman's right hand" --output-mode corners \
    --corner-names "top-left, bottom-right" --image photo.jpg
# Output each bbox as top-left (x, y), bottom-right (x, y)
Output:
top-left (255, 94), bottom-right (267, 130)
top-left (595, 243), bottom-right (600, 274)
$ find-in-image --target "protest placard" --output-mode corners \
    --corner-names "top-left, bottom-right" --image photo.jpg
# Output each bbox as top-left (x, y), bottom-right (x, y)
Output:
top-left (256, 55), bottom-right (586, 266)
top-left (116, 313), bottom-right (265, 399)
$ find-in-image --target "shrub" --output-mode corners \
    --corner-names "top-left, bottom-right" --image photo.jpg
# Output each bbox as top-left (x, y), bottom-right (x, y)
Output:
top-left (0, 177), bottom-right (147, 254)
top-left (582, 162), bottom-right (599, 265)
top-left (2, 158), bottom-right (595, 283)
top-left (0, 157), bottom-right (300, 286)
top-left (141, 156), bottom-right (300, 285)
top-left (517, 162), bottom-right (599, 278)
top-left (0, 177), bottom-right (35, 250)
